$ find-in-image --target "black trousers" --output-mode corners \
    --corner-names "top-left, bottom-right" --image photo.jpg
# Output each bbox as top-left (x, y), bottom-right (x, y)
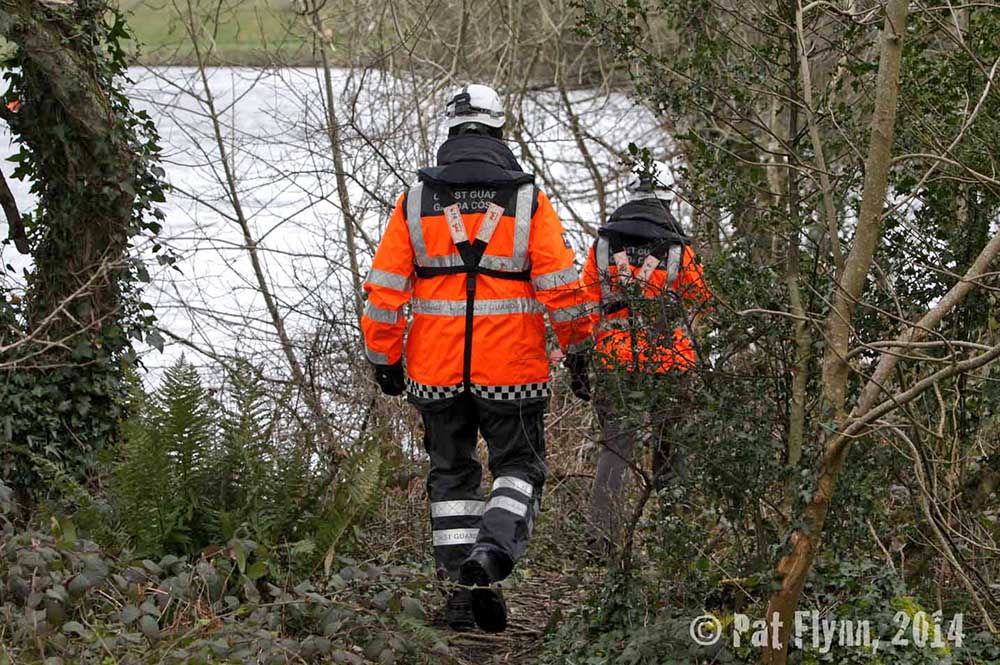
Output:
top-left (589, 371), bottom-right (689, 543)
top-left (410, 392), bottom-right (547, 581)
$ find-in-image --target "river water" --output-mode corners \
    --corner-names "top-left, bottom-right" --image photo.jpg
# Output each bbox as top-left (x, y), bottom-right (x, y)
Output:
top-left (0, 67), bottom-right (666, 379)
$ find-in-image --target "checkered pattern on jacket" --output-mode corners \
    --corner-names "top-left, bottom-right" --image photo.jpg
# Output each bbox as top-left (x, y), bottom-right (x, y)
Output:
top-left (406, 379), bottom-right (550, 401)
top-left (405, 379), bottom-right (463, 401)
top-left (472, 382), bottom-right (550, 401)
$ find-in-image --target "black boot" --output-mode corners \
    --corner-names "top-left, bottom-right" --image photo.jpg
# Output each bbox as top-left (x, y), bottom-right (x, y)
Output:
top-left (459, 549), bottom-right (508, 633)
top-left (445, 587), bottom-right (476, 631)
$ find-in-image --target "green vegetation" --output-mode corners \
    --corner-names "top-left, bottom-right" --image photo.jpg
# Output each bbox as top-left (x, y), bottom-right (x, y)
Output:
top-left (119, 0), bottom-right (311, 65)
top-left (1, 0), bottom-right (999, 662)
top-left (0, 2), bottom-right (167, 503)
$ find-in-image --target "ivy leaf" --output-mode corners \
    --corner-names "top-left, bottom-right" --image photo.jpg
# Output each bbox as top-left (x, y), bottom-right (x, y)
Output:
top-left (120, 605), bottom-right (141, 625)
top-left (146, 329), bottom-right (164, 353)
top-left (139, 615), bottom-right (161, 641)
top-left (246, 561), bottom-right (268, 581)
top-left (62, 621), bottom-right (87, 637)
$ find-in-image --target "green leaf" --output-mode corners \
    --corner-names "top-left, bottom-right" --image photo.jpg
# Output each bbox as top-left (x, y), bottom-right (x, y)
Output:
top-left (145, 329), bottom-right (164, 352)
top-left (120, 605), bottom-right (141, 624)
top-left (62, 621), bottom-right (86, 637)
top-left (139, 615), bottom-right (160, 641)
top-left (246, 561), bottom-right (268, 581)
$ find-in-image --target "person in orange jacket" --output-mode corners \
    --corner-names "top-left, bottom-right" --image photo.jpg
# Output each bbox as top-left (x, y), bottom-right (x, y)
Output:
top-left (360, 84), bottom-right (594, 632)
top-left (578, 160), bottom-right (711, 549)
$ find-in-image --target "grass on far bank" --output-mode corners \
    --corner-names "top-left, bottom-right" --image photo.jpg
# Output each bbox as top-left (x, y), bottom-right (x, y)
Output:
top-left (119, 0), bottom-right (314, 66)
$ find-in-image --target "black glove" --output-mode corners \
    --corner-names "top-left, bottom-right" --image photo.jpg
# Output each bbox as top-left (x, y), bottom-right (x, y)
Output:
top-left (372, 361), bottom-right (405, 396)
top-left (565, 352), bottom-right (591, 402)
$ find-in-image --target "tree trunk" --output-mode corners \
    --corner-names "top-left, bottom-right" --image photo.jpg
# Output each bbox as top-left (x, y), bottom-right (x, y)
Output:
top-left (782, 7), bottom-right (810, 518)
top-left (763, 2), bottom-right (910, 662)
top-left (820, 0), bottom-right (908, 414)
top-left (2, 0), bottom-right (137, 338)
top-left (0, 0), bottom-right (164, 500)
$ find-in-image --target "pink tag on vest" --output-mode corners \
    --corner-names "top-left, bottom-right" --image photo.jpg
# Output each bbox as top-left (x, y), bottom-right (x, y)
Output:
top-left (612, 251), bottom-right (632, 285)
top-left (477, 203), bottom-right (504, 243)
top-left (443, 204), bottom-right (468, 244)
top-left (635, 254), bottom-right (661, 283)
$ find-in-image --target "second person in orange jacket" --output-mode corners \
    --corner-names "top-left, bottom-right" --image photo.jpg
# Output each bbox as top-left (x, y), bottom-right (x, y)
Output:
top-left (578, 159), bottom-right (711, 550)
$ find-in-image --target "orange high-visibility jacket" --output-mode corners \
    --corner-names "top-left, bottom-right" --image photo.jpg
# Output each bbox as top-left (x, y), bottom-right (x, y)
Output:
top-left (580, 233), bottom-right (709, 373)
top-left (362, 145), bottom-right (594, 400)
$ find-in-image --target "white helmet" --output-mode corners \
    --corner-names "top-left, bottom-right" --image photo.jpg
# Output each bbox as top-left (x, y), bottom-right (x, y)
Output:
top-left (445, 84), bottom-right (506, 129)
top-left (626, 159), bottom-right (672, 201)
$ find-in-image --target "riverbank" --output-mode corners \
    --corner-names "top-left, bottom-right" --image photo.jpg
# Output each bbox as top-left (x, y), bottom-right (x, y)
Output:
top-left (121, 0), bottom-right (315, 66)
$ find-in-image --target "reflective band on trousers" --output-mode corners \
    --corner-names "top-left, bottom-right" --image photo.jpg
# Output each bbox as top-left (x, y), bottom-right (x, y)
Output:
top-left (364, 302), bottom-right (400, 324)
top-left (406, 182), bottom-right (535, 271)
top-left (532, 266), bottom-right (579, 291)
top-left (366, 268), bottom-right (411, 292)
top-left (492, 476), bottom-right (533, 497)
top-left (432, 528), bottom-right (479, 546)
top-left (365, 347), bottom-right (389, 364)
top-left (431, 500), bottom-right (485, 518)
top-left (411, 297), bottom-right (544, 316)
top-left (485, 495), bottom-right (528, 517)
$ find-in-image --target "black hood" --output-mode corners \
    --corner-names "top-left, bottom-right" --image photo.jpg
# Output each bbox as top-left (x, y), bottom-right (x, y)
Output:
top-left (599, 198), bottom-right (688, 244)
top-left (437, 134), bottom-right (523, 170)
top-left (418, 134), bottom-right (533, 187)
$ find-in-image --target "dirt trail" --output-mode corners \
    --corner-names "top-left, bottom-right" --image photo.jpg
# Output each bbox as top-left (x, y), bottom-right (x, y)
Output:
top-left (435, 566), bottom-right (590, 665)
top-left (431, 476), bottom-right (600, 665)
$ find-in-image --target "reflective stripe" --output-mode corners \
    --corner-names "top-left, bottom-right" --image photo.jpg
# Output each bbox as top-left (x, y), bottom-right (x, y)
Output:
top-left (366, 268), bottom-right (411, 292)
top-left (411, 299), bottom-right (465, 316)
top-left (476, 298), bottom-right (544, 316)
top-left (406, 183), bottom-right (428, 263)
top-left (665, 245), bottom-right (682, 288)
top-left (596, 238), bottom-right (609, 273)
top-left (532, 266), bottom-right (579, 291)
top-left (511, 184), bottom-right (534, 270)
top-left (366, 348), bottom-right (389, 364)
top-left (364, 302), bottom-right (400, 324)
top-left (431, 500), bottom-right (485, 518)
top-left (485, 495), bottom-right (528, 517)
top-left (432, 528), bottom-right (479, 546)
top-left (411, 297), bottom-right (544, 316)
top-left (596, 237), bottom-right (624, 306)
top-left (549, 303), bottom-right (590, 323)
top-left (492, 476), bottom-right (533, 498)
top-left (422, 254), bottom-right (465, 269)
top-left (479, 254), bottom-right (523, 272)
